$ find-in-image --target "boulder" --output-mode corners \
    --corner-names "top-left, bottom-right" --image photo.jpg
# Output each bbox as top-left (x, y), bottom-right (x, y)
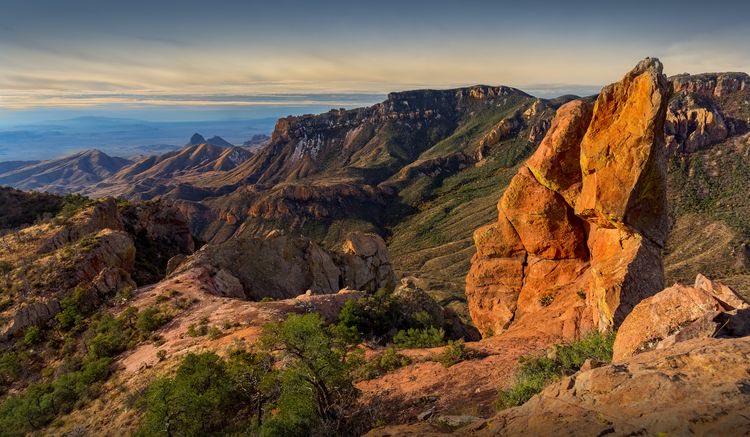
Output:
top-left (339, 232), bottom-right (397, 293)
top-left (393, 278), bottom-right (445, 328)
top-left (4, 299), bottom-right (61, 337)
top-left (466, 58), bottom-right (672, 339)
top-left (613, 275), bottom-right (749, 360)
top-left (171, 232), bottom-right (396, 300)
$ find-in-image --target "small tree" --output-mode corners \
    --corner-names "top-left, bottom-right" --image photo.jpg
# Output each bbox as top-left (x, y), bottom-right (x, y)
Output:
top-left (226, 349), bottom-right (278, 426)
top-left (261, 313), bottom-right (358, 435)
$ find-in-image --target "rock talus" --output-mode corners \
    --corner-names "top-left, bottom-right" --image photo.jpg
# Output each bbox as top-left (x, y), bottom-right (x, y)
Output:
top-left (466, 58), bottom-right (672, 338)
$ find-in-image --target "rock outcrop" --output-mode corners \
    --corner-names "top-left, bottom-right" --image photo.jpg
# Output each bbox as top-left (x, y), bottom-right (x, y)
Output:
top-left (612, 274), bottom-right (749, 360)
top-left (171, 232), bottom-right (396, 300)
top-left (0, 197), bottom-right (193, 339)
top-left (466, 58), bottom-right (671, 338)
top-left (665, 92), bottom-right (729, 153)
top-left (460, 337), bottom-right (750, 436)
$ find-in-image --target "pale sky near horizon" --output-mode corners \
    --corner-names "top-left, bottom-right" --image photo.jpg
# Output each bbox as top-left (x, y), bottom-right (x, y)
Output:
top-left (1, 0), bottom-right (749, 121)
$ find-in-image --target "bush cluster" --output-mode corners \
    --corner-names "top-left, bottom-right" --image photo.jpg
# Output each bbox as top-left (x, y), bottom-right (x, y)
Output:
top-left (0, 303), bottom-right (173, 432)
top-left (496, 330), bottom-right (616, 409)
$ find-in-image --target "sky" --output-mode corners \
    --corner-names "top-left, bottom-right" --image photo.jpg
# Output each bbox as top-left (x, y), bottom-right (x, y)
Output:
top-left (1, 0), bottom-right (749, 124)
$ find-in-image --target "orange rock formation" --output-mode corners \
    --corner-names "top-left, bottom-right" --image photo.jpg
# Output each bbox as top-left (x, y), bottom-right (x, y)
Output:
top-left (466, 58), bottom-right (672, 338)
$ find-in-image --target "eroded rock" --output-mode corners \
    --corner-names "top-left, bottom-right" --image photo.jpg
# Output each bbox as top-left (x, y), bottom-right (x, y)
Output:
top-left (466, 58), bottom-right (672, 338)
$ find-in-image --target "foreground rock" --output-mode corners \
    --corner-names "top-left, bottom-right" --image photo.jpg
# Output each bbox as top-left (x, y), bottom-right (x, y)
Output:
top-left (466, 58), bottom-right (671, 339)
top-left (367, 337), bottom-right (750, 436)
top-left (612, 274), bottom-right (749, 360)
top-left (170, 231), bottom-right (396, 300)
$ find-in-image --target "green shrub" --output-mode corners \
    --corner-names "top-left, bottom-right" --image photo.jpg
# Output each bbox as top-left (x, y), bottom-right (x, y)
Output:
top-left (207, 327), bottom-right (223, 340)
top-left (393, 327), bottom-right (445, 349)
top-left (56, 291), bottom-right (86, 332)
top-left (86, 313), bottom-right (132, 359)
top-left (539, 293), bottom-right (555, 307)
top-left (137, 349), bottom-right (278, 436)
top-left (337, 291), bottom-right (401, 340)
top-left (0, 352), bottom-right (20, 386)
top-left (436, 340), bottom-right (465, 368)
top-left (135, 306), bottom-right (170, 336)
top-left (260, 313), bottom-right (358, 435)
top-left (59, 194), bottom-right (91, 218)
top-left (350, 347), bottom-right (412, 381)
top-left (187, 323), bottom-right (208, 337)
top-left (136, 353), bottom-right (235, 436)
top-left (496, 331), bottom-right (615, 410)
top-left (23, 326), bottom-right (44, 347)
top-left (0, 358), bottom-right (111, 432)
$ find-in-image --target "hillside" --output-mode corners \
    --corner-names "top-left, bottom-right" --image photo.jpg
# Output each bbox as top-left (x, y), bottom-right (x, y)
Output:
top-left (0, 150), bottom-right (130, 193)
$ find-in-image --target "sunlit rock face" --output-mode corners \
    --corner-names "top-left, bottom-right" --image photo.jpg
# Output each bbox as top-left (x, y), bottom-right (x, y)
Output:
top-left (466, 58), bottom-right (672, 339)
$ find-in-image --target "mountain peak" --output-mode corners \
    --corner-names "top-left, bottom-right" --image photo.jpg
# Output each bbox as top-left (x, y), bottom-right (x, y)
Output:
top-left (206, 136), bottom-right (234, 148)
top-left (187, 133), bottom-right (206, 146)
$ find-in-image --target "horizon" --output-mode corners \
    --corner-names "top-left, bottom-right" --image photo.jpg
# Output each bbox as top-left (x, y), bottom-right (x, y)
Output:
top-left (2, 0), bottom-right (749, 126)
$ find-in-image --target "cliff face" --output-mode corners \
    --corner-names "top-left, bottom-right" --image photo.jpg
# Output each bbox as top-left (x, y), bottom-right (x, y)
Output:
top-left (221, 86), bottom-right (533, 186)
top-left (0, 197), bottom-right (194, 340)
top-left (466, 58), bottom-right (671, 338)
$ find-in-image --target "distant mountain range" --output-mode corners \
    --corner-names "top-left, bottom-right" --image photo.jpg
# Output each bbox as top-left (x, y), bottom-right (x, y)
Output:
top-left (0, 74), bottom-right (748, 298)
top-left (0, 116), bottom-right (276, 161)
top-left (0, 133), bottom-right (266, 194)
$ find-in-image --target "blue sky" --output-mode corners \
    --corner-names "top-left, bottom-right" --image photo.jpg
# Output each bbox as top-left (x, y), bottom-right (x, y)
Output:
top-left (1, 0), bottom-right (749, 123)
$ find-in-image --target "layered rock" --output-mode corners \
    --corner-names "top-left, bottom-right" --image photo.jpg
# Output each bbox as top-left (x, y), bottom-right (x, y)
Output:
top-left (170, 231), bottom-right (396, 300)
top-left (466, 58), bottom-right (671, 338)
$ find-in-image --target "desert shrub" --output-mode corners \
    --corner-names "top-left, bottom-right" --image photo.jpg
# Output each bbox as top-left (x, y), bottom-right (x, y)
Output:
top-left (137, 350), bottom-right (279, 436)
top-left (136, 353), bottom-right (235, 436)
top-left (0, 358), bottom-right (111, 432)
top-left (350, 347), bottom-right (412, 381)
top-left (436, 340), bottom-right (465, 368)
top-left (393, 327), bottom-right (445, 349)
top-left (135, 306), bottom-right (170, 336)
top-left (59, 194), bottom-right (91, 218)
top-left (496, 331), bottom-right (615, 409)
top-left (0, 352), bottom-right (20, 387)
top-left (137, 313), bottom-right (362, 436)
top-left (85, 313), bottom-right (132, 359)
top-left (539, 293), bottom-right (555, 307)
top-left (56, 286), bottom-right (97, 332)
top-left (0, 261), bottom-right (13, 275)
top-left (336, 291), bottom-right (443, 345)
top-left (207, 326), bottom-right (223, 340)
top-left (187, 323), bottom-right (208, 337)
top-left (23, 326), bottom-right (44, 347)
